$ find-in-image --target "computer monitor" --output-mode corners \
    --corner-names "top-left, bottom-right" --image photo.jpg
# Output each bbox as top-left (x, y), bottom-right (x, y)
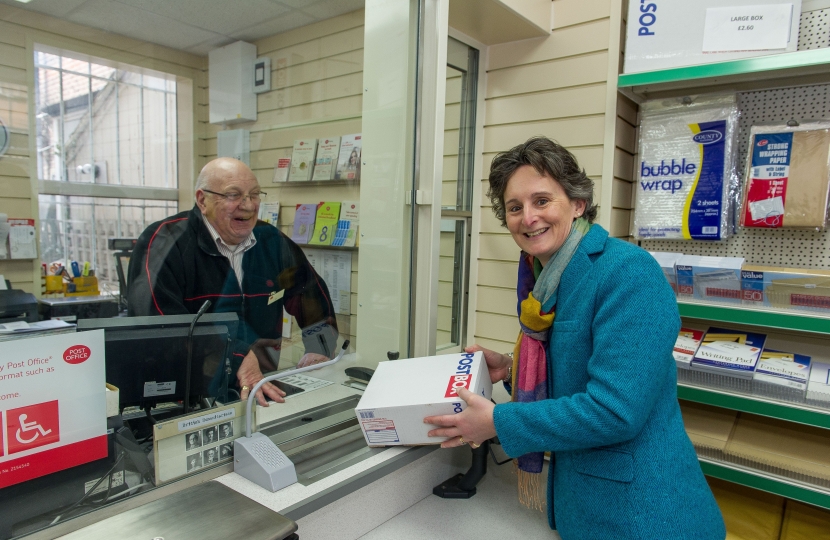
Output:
top-left (78, 313), bottom-right (239, 411)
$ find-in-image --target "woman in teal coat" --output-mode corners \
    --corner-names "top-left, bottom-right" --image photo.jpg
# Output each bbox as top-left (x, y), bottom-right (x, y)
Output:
top-left (425, 137), bottom-right (725, 539)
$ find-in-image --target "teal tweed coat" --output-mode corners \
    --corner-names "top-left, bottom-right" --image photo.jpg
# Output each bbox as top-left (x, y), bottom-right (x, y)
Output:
top-left (493, 225), bottom-right (725, 540)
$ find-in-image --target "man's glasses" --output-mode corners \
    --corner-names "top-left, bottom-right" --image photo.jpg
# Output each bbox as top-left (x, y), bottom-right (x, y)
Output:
top-left (202, 189), bottom-right (265, 203)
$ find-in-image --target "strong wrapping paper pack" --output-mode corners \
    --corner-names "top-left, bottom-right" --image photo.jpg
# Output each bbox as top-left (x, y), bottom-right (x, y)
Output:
top-left (634, 96), bottom-right (738, 240)
top-left (742, 123), bottom-right (830, 229)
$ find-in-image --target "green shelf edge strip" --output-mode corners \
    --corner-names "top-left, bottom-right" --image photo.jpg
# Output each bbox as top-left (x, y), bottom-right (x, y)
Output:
top-left (677, 303), bottom-right (830, 335)
top-left (700, 461), bottom-right (830, 510)
top-left (618, 48), bottom-right (830, 88)
top-left (677, 386), bottom-right (830, 429)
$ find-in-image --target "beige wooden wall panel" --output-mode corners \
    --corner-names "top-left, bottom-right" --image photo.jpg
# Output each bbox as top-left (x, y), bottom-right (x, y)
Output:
top-left (484, 83), bottom-right (607, 126)
top-left (476, 285), bottom-right (516, 316)
top-left (488, 18), bottom-right (610, 69)
top-left (486, 51), bottom-right (608, 98)
top-left (0, 42), bottom-right (26, 70)
top-left (553, 0), bottom-right (611, 28)
top-left (470, 0), bottom-right (614, 351)
top-left (483, 114), bottom-right (606, 153)
top-left (0, 65), bottom-right (25, 86)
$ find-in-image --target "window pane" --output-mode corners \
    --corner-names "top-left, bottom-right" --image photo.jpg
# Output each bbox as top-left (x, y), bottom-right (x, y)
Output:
top-left (90, 62), bottom-right (116, 81)
top-left (143, 74), bottom-right (167, 91)
top-left (143, 88), bottom-right (172, 188)
top-left (118, 82), bottom-right (143, 186)
top-left (39, 195), bottom-right (178, 292)
top-left (35, 67), bottom-right (62, 180)
top-left (34, 51), bottom-right (177, 189)
top-left (61, 57), bottom-right (89, 75)
top-left (62, 72), bottom-right (93, 182)
top-left (35, 51), bottom-right (60, 68)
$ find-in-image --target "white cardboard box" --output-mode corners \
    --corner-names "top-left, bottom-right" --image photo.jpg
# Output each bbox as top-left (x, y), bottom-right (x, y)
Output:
top-left (355, 352), bottom-right (493, 446)
top-left (624, 0), bottom-right (801, 74)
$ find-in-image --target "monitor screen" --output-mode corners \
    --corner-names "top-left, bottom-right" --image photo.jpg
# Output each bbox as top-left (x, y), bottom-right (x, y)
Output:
top-left (78, 313), bottom-right (239, 410)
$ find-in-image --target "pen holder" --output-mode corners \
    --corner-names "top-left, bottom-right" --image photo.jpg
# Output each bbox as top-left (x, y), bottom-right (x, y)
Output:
top-left (45, 275), bottom-right (64, 294)
top-left (64, 276), bottom-right (99, 296)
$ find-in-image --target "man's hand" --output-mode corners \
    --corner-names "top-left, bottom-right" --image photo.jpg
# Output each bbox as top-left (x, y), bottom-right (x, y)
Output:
top-left (297, 352), bottom-right (329, 368)
top-left (237, 350), bottom-right (286, 406)
top-left (465, 344), bottom-right (512, 384)
top-left (424, 387), bottom-right (497, 448)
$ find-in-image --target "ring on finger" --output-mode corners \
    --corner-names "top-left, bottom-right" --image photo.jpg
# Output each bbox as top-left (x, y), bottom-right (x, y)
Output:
top-left (458, 436), bottom-right (465, 445)
top-left (469, 441), bottom-right (481, 449)
top-left (241, 385), bottom-right (250, 393)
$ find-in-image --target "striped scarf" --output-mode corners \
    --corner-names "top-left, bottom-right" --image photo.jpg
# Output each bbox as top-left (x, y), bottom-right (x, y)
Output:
top-left (510, 217), bottom-right (590, 510)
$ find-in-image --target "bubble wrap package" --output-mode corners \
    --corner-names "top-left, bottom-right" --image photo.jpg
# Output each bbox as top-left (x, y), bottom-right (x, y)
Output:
top-left (634, 95), bottom-right (739, 241)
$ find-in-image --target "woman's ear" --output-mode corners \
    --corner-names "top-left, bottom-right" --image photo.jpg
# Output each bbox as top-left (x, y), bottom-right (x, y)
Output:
top-left (573, 199), bottom-right (587, 219)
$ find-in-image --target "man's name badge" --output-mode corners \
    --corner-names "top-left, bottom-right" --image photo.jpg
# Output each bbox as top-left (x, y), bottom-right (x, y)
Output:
top-left (268, 289), bottom-right (284, 305)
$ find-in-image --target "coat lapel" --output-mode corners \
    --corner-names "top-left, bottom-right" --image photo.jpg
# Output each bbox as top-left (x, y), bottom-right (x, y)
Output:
top-left (557, 225), bottom-right (608, 310)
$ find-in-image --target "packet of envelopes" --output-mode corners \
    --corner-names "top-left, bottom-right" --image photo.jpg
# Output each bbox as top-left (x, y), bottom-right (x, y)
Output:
top-left (741, 122), bottom-right (830, 230)
top-left (634, 94), bottom-right (739, 240)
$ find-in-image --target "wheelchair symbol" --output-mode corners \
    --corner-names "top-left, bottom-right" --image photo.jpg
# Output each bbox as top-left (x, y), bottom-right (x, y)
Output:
top-left (15, 413), bottom-right (53, 444)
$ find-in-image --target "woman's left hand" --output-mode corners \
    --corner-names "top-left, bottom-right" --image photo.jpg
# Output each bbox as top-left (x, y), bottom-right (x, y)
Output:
top-left (424, 387), bottom-right (497, 448)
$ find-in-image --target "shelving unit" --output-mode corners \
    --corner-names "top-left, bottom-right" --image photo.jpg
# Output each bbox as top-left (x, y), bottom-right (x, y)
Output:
top-left (272, 179), bottom-right (359, 188)
top-left (617, 36), bottom-right (830, 512)
top-left (618, 48), bottom-right (830, 101)
top-left (699, 457), bottom-right (830, 510)
top-left (678, 301), bottom-right (830, 336)
top-left (675, 299), bottom-right (830, 508)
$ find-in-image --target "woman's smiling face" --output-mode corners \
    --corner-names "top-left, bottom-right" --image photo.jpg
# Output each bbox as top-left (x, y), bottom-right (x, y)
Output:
top-left (503, 165), bottom-right (585, 266)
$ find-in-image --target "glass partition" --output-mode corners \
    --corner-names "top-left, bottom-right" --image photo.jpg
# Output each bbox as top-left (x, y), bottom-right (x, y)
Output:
top-left (0, 2), bottom-right (425, 538)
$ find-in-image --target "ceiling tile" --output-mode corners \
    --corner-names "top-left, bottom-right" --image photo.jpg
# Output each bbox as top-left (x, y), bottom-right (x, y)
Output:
top-left (0, 0), bottom-right (89, 18)
top-left (301, 0), bottom-right (363, 20)
top-left (275, 0), bottom-right (323, 9)
top-left (119, 0), bottom-right (290, 35)
top-left (229, 9), bottom-right (315, 41)
top-left (66, 0), bottom-right (222, 52)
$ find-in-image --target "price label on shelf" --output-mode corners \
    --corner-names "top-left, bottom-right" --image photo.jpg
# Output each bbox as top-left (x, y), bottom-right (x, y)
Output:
top-left (702, 4), bottom-right (794, 52)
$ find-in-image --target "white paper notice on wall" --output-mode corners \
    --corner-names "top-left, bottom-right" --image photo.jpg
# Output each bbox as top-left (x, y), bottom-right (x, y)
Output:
top-left (702, 4), bottom-right (794, 52)
top-left (9, 218), bottom-right (36, 259)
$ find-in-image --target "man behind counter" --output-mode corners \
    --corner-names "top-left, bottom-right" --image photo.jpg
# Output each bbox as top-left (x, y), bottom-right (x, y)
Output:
top-left (127, 158), bottom-right (338, 406)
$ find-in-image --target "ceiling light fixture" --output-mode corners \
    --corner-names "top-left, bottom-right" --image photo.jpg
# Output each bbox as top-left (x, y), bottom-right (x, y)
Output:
top-left (14, 0), bottom-right (35, 3)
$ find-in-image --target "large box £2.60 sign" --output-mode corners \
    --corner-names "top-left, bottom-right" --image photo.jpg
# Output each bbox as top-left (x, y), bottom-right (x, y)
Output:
top-left (0, 331), bottom-right (107, 488)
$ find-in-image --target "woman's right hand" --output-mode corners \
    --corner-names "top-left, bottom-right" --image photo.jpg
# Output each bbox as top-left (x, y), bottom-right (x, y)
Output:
top-left (465, 344), bottom-right (512, 384)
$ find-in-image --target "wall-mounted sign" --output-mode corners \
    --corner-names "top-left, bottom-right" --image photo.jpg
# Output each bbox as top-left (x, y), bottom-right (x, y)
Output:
top-left (0, 331), bottom-right (107, 488)
top-left (0, 117), bottom-right (9, 159)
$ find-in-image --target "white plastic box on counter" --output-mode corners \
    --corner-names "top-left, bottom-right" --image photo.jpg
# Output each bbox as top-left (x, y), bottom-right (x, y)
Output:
top-left (354, 351), bottom-right (493, 446)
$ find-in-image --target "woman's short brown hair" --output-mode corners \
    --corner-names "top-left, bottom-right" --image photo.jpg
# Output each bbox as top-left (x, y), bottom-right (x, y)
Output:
top-left (487, 136), bottom-right (597, 226)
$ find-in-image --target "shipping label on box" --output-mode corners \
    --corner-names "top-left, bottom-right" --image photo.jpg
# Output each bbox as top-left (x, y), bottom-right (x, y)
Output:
top-left (355, 352), bottom-right (492, 446)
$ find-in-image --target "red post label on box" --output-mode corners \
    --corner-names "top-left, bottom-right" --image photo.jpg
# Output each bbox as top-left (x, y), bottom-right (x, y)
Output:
top-left (445, 374), bottom-right (471, 397)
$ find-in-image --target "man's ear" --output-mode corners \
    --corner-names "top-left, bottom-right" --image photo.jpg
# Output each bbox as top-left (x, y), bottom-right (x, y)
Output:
top-left (195, 190), bottom-right (207, 212)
